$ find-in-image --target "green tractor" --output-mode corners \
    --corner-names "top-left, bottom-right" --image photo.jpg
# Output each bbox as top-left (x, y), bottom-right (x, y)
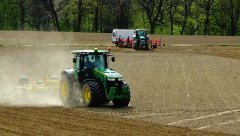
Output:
top-left (59, 48), bottom-right (131, 107)
top-left (133, 29), bottom-right (151, 50)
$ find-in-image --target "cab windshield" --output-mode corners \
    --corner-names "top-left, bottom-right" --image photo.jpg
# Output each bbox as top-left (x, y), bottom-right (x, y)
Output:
top-left (138, 30), bottom-right (147, 36)
top-left (84, 54), bottom-right (106, 69)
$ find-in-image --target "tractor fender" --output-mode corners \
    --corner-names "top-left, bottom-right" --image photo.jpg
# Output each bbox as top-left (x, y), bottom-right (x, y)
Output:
top-left (61, 68), bottom-right (76, 82)
top-left (81, 78), bottom-right (103, 88)
top-left (81, 79), bottom-right (95, 86)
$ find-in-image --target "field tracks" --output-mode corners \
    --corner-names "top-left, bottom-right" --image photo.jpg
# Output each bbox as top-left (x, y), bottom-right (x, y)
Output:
top-left (167, 108), bottom-right (240, 131)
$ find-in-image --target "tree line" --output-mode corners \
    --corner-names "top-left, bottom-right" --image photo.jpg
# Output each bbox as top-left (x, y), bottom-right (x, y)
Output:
top-left (0, 0), bottom-right (240, 35)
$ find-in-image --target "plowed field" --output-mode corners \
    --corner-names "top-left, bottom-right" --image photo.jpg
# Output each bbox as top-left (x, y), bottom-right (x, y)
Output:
top-left (0, 31), bottom-right (240, 136)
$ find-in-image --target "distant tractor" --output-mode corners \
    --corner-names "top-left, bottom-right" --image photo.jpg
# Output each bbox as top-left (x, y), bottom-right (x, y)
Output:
top-left (59, 48), bottom-right (131, 107)
top-left (133, 29), bottom-right (150, 50)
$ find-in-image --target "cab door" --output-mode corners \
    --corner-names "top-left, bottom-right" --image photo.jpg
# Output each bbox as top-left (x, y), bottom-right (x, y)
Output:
top-left (79, 54), bottom-right (95, 83)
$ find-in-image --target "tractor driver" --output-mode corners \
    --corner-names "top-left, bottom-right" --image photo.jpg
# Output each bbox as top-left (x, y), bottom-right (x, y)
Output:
top-left (94, 55), bottom-right (104, 68)
top-left (84, 56), bottom-right (94, 68)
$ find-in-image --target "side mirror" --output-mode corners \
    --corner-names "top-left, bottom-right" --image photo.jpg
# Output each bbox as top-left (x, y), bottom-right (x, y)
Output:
top-left (73, 58), bottom-right (76, 63)
top-left (111, 56), bottom-right (115, 62)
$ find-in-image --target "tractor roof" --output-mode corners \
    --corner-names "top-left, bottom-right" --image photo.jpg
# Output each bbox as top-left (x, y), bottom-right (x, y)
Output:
top-left (136, 29), bottom-right (146, 31)
top-left (71, 49), bottom-right (109, 55)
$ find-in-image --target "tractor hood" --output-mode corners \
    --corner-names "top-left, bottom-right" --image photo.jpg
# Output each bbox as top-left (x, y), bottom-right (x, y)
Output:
top-left (94, 68), bottom-right (123, 81)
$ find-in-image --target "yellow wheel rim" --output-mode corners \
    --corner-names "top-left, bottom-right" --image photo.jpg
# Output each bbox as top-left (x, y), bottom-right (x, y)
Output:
top-left (83, 86), bottom-right (91, 103)
top-left (60, 81), bottom-right (68, 100)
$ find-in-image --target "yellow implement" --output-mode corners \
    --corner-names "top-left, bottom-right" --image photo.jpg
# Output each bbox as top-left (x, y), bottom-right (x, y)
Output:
top-left (15, 75), bottom-right (59, 92)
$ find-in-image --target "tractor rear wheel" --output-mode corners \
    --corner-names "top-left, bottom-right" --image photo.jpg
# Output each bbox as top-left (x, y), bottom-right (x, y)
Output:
top-left (72, 82), bottom-right (82, 106)
top-left (59, 74), bottom-right (77, 106)
top-left (82, 80), bottom-right (104, 107)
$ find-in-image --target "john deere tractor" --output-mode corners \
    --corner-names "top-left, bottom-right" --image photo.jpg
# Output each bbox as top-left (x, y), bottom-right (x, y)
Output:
top-left (59, 48), bottom-right (131, 107)
top-left (133, 29), bottom-right (150, 50)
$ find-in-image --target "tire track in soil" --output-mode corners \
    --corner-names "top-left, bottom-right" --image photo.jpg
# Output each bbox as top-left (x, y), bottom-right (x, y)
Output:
top-left (0, 107), bottom-right (231, 136)
top-left (102, 52), bottom-right (240, 135)
top-left (1, 107), bottom-right (129, 134)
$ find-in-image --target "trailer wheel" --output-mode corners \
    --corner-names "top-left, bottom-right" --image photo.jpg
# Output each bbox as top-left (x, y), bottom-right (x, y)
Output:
top-left (18, 76), bottom-right (29, 86)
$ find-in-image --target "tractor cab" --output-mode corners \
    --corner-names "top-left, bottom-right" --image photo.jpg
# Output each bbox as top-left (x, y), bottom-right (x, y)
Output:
top-left (133, 29), bottom-right (150, 49)
top-left (136, 29), bottom-right (147, 37)
top-left (72, 49), bottom-right (112, 83)
top-left (134, 29), bottom-right (149, 39)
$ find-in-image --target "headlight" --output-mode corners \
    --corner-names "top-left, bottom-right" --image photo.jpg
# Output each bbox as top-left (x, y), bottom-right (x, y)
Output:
top-left (118, 77), bottom-right (124, 81)
top-left (107, 77), bottom-right (124, 81)
top-left (107, 78), bottom-right (115, 81)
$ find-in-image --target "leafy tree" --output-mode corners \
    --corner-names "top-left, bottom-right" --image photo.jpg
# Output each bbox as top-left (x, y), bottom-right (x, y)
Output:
top-left (56, 0), bottom-right (71, 31)
top-left (136, 0), bottom-right (167, 34)
top-left (223, 0), bottom-right (240, 35)
top-left (19, 0), bottom-right (25, 30)
top-left (42, 0), bottom-right (60, 31)
top-left (177, 0), bottom-right (195, 35)
top-left (0, 0), bottom-right (19, 30)
top-left (196, 0), bottom-right (215, 35)
top-left (28, 0), bottom-right (50, 30)
top-left (167, 0), bottom-right (180, 35)
top-left (212, 0), bottom-right (228, 35)
top-left (115, 0), bottom-right (131, 29)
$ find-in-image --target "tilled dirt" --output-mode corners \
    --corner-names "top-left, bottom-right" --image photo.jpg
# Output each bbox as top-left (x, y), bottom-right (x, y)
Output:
top-left (1, 31), bottom-right (240, 46)
top-left (0, 31), bottom-right (240, 136)
top-left (0, 106), bottom-right (230, 136)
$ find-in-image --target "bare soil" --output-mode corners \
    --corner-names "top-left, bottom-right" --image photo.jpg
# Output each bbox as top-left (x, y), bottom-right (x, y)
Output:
top-left (0, 31), bottom-right (240, 136)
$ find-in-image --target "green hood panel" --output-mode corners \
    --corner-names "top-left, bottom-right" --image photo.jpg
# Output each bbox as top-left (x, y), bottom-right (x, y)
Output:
top-left (94, 68), bottom-right (123, 79)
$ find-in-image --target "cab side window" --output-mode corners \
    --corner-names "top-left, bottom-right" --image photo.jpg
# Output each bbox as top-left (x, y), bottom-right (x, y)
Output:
top-left (112, 32), bottom-right (116, 37)
top-left (84, 55), bottom-right (94, 68)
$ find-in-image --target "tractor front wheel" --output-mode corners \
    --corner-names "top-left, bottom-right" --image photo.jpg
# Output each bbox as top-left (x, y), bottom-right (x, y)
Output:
top-left (133, 42), bottom-right (138, 50)
top-left (113, 82), bottom-right (131, 107)
top-left (82, 81), bottom-right (104, 107)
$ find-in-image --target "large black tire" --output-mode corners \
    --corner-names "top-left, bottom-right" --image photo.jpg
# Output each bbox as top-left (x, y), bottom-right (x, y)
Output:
top-left (113, 82), bottom-right (131, 107)
top-left (145, 44), bottom-right (150, 50)
top-left (98, 80), bottom-right (110, 104)
top-left (82, 80), bottom-right (104, 107)
top-left (18, 76), bottom-right (29, 86)
top-left (113, 99), bottom-right (130, 107)
top-left (133, 42), bottom-right (138, 50)
top-left (59, 73), bottom-right (77, 107)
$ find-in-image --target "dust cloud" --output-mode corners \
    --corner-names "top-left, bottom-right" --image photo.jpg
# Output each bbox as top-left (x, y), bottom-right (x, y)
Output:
top-left (0, 46), bottom-right (73, 107)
